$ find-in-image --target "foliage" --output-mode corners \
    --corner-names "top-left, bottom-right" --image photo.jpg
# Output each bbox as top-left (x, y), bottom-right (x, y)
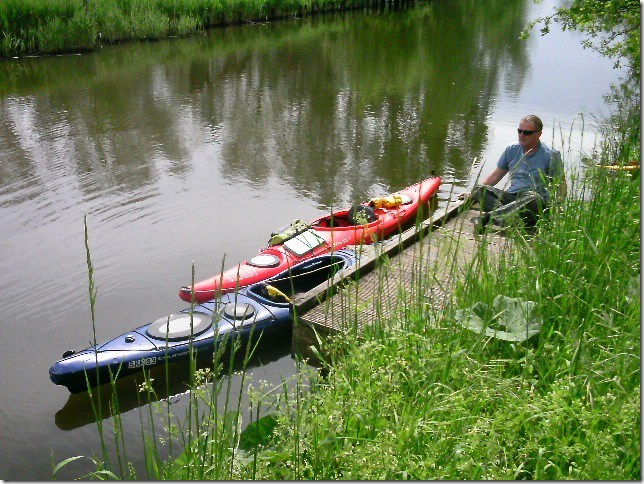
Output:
top-left (0, 0), bottom-right (412, 57)
top-left (54, 86), bottom-right (640, 480)
top-left (133, 99), bottom-right (640, 480)
top-left (235, 159), bottom-right (640, 480)
top-left (522, 0), bottom-right (641, 78)
top-left (49, 2), bottom-right (639, 479)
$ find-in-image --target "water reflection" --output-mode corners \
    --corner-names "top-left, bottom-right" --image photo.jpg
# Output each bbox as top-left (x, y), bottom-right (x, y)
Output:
top-left (55, 335), bottom-right (292, 431)
top-left (0, 0), bottom-right (624, 479)
top-left (0, 1), bottom-right (529, 211)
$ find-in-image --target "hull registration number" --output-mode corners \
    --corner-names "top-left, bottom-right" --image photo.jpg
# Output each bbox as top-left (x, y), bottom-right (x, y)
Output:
top-left (128, 357), bottom-right (157, 369)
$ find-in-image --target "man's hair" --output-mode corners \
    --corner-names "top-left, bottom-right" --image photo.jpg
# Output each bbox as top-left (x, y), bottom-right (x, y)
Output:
top-left (522, 115), bottom-right (543, 132)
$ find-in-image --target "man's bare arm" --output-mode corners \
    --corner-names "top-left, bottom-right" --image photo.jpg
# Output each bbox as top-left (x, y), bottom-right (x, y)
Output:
top-left (458, 167), bottom-right (508, 199)
top-left (480, 167), bottom-right (508, 186)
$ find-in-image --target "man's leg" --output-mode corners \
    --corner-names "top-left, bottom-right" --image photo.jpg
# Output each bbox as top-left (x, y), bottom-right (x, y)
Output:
top-left (489, 191), bottom-right (546, 228)
top-left (469, 185), bottom-right (507, 212)
top-left (469, 186), bottom-right (512, 233)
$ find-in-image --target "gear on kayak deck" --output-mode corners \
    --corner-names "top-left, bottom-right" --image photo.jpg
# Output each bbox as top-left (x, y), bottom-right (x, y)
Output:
top-left (347, 205), bottom-right (377, 225)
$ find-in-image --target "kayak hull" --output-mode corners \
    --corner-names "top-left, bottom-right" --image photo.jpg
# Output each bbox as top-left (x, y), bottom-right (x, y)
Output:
top-left (50, 250), bottom-right (358, 394)
top-left (180, 175), bottom-right (441, 303)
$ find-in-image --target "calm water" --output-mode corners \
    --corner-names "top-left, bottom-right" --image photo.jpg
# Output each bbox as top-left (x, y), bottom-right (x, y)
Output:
top-left (0, 0), bottom-right (623, 479)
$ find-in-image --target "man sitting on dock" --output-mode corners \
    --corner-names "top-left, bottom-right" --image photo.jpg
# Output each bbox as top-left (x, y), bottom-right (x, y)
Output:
top-left (459, 114), bottom-right (567, 232)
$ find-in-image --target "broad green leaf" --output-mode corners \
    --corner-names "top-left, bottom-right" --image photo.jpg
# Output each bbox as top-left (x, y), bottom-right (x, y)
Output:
top-left (455, 295), bottom-right (541, 341)
top-left (239, 413), bottom-right (278, 450)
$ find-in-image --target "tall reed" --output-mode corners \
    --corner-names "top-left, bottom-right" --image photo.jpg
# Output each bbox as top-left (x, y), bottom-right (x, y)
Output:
top-left (140, 160), bottom-right (637, 479)
top-left (55, 103), bottom-right (639, 479)
top-left (213, 115), bottom-right (638, 479)
top-left (0, 0), bottom-right (413, 57)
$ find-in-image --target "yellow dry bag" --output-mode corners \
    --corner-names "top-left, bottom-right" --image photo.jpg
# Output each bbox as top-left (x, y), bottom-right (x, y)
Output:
top-left (369, 194), bottom-right (403, 209)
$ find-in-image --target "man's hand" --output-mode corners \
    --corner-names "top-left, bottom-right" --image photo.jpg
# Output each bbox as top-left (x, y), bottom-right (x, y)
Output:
top-left (458, 191), bottom-right (471, 200)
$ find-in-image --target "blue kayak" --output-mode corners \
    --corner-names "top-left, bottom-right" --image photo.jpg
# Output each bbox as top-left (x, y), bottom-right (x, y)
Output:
top-left (49, 249), bottom-right (358, 394)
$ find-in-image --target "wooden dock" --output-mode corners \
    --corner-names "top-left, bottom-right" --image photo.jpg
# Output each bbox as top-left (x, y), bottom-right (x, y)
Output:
top-left (290, 200), bottom-right (514, 365)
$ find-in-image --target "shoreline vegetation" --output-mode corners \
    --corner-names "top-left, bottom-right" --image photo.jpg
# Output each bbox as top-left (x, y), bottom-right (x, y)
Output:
top-left (56, 105), bottom-right (640, 480)
top-left (0, 0), bottom-right (409, 58)
top-left (36, 0), bottom-right (639, 479)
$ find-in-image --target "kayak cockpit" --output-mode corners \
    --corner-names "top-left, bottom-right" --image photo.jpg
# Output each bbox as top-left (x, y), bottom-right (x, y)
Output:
top-left (311, 205), bottom-right (378, 229)
top-left (247, 252), bottom-right (352, 305)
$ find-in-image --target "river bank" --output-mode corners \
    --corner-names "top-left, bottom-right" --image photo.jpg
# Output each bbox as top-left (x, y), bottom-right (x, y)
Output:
top-left (0, 0), bottom-right (408, 57)
top-left (1, 0), bottom-right (635, 478)
top-left (58, 99), bottom-right (640, 479)
top-left (167, 108), bottom-right (641, 480)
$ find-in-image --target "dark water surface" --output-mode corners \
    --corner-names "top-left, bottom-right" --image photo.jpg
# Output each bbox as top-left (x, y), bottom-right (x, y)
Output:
top-left (0, 0), bottom-right (623, 479)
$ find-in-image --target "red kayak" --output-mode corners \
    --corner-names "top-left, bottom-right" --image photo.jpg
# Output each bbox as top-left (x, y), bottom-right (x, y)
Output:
top-left (179, 175), bottom-right (441, 303)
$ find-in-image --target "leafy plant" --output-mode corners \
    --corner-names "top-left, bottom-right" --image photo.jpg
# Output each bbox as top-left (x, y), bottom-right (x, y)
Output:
top-left (522, 0), bottom-right (640, 77)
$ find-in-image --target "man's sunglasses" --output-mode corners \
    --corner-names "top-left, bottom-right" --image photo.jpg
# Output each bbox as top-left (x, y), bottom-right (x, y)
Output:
top-left (517, 128), bottom-right (540, 135)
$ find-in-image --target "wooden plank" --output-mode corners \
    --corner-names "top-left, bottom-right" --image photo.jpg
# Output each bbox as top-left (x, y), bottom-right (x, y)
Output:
top-left (291, 198), bottom-right (467, 315)
top-left (289, 199), bottom-right (463, 363)
top-left (291, 200), bottom-right (513, 366)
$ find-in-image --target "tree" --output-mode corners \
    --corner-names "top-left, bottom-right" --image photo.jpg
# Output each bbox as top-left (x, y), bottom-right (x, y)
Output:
top-left (522, 0), bottom-right (640, 79)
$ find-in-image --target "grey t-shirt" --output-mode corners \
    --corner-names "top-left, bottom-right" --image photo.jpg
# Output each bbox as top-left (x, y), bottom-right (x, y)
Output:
top-left (497, 142), bottom-right (564, 200)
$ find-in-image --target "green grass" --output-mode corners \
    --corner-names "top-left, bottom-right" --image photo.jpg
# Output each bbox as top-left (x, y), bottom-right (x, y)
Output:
top-left (54, 101), bottom-right (640, 479)
top-left (225, 161), bottom-right (638, 479)
top-left (0, 0), bottom-right (410, 57)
